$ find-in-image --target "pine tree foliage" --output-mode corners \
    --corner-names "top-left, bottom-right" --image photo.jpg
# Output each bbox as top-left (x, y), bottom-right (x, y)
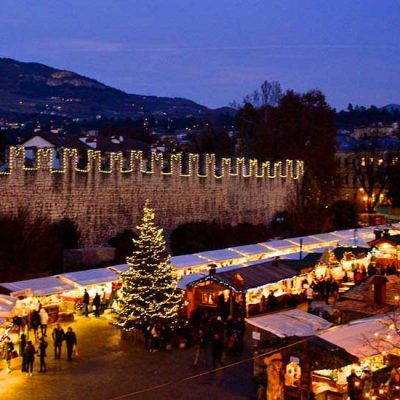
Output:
top-left (116, 201), bottom-right (183, 331)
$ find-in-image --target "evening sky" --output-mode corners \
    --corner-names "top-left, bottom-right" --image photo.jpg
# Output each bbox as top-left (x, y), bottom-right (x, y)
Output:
top-left (0, 0), bottom-right (399, 109)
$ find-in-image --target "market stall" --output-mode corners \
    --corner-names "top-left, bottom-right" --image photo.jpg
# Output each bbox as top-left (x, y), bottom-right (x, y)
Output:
top-left (0, 294), bottom-right (17, 327)
top-left (57, 267), bottom-right (120, 310)
top-left (0, 276), bottom-right (77, 322)
top-left (246, 309), bottom-right (332, 340)
top-left (186, 260), bottom-right (303, 318)
top-left (312, 313), bottom-right (400, 397)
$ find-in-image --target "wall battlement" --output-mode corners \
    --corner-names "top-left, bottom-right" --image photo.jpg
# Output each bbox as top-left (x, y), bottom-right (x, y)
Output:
top-left (0, 146), bottom-right (304, 246)
top-left (1, 146), bottom-right (304, 179)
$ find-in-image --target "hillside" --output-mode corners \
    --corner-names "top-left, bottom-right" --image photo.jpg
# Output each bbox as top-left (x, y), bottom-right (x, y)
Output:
top-left (0, 58), bottom-right (229, 119)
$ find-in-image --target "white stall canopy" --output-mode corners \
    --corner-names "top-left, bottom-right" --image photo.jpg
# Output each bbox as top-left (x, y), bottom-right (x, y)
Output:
top-left (317, 313), bottom-right (400, 358)
top-left (170, 254), bottom-right (211, 271)
top-left (0, 294), bottom-right (17, 317)
top-left (246, 309), bottom-right (332, 338)
top-left (177, 273), bottom-right (206, 290)
top-left (0, 276), bottom-right (76, 297)
top-left (108, 264), bottom-right (129, 274)
top-left (195, 248), bottom-right (245, 263)
top-left (59, 268), bottom-right (119, 287)
top-left (229, 244), bottom-right (271, 257)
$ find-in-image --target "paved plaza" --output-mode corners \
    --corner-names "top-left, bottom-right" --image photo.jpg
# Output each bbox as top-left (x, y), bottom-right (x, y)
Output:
top-left (0, 316), bottom-right (257, 400)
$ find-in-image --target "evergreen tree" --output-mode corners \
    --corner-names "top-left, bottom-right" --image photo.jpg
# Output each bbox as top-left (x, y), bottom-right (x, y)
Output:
top-left (116, 201), bottom-right (183, 331)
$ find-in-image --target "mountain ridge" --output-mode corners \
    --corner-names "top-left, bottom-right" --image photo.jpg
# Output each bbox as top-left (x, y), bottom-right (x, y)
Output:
top-left (0, 57), bottom-right (231, 119)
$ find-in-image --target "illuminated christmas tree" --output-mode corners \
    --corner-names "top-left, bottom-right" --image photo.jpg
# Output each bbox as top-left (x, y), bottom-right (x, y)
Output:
top-left (116, 201), bottom-right (183, 331)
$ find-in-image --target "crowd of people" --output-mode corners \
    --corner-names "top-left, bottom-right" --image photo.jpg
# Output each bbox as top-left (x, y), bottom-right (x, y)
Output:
top-left (1, 313), bottom-right (78, 376)
top-left (345, 366), bottom-right (400, 400)
top-left (140, 310), bottom-right (246, 370)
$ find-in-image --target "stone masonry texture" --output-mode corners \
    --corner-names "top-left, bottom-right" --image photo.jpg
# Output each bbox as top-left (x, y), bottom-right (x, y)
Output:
top-left (0, 147), bottom-right (304, 246)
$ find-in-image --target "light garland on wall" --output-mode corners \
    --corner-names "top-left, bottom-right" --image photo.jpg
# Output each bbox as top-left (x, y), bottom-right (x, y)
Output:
top-left (0, 146), bottom-right (304, 180)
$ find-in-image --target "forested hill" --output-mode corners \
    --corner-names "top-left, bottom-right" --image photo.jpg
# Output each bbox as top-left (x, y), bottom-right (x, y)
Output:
top-left (0, 57), bottom-right (233, 119)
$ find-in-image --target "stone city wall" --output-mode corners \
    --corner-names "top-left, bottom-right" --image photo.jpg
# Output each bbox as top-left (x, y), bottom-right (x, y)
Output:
top-left (0, 147), bottom-right (304, 246)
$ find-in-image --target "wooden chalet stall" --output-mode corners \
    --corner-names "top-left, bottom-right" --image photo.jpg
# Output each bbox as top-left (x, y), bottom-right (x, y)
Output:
top-left (185, 260), bottom-right (307, 319)
top-left (368, 229), bottom-right (400, 272)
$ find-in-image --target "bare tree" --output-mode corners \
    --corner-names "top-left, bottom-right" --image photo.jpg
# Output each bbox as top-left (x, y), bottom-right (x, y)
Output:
top-left (260, 80), bottom-right (282, 107)
top-left (240, 80), bottom-right (283, 108)
top-left (352, 131), bottom-right (400, 213)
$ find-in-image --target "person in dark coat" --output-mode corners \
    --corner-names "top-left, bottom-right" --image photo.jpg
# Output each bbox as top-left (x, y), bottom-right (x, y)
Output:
top-left (92, 293), bottom-right (101, 317)
top-left (211, 331), bottom-right (224, 369)
top-left (64, 327), bottom-right (77, 361)
top-left (38, 337), bottom-right (48, 372)
top-left (19, 333), bottom-right (27, 372)
top-left (347, 369), bottom-right (362, 400)
top-left (52, 323), bottom-right (65, 360)
top-left (31, 310), bottom-right (41, 342)
top-left (82, 289), bottom-right (90, 317)
top-left (24, 340), bottom-right (36, 376)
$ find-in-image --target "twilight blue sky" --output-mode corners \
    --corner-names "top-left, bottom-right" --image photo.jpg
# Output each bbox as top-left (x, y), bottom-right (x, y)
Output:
top-left (0, 1), bottom-right (399, 109)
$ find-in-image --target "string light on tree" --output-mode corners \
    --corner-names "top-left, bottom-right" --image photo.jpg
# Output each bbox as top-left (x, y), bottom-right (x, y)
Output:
top-left (115, 200), bottom-right (184, 331)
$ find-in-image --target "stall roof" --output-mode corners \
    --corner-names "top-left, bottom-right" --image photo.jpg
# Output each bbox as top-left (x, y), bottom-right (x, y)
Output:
top-left (340, 274), bottom-right (400, 308)
top-left (311, 232), bottom-right (343, 243)
top-left (246, 309), bottom-right (332, 338)
top-left (259, 239), bottom-right (297, 251)
top-left (60, 268), bottom-right (119, 286)
top-left (0, 294), bottom-right (17, 317)
top-left (229, 244), bottom-right (271, 256)
top-left (0, 276), bottom-right (77, 297)
top-left (177, 273), bottom-right (206, 289)
top-left (170, 254), bottom-right (210, 269)
top-left (194, 249), bottom-right (244, 262)
top-left (317, 313), bottom-right (400, 358)
top-left (108, 264), bottom-right (129, 274)
top-left (189, 261), bottom-right (298, 291)
top-left (333, 246), bottom-right (370, 260)
top-left (287, 236), bottom-right (325, 246)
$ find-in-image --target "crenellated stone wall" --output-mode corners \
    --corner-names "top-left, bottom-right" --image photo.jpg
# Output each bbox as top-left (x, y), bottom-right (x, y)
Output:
top-left (0, 147), bottom-right (304, 246)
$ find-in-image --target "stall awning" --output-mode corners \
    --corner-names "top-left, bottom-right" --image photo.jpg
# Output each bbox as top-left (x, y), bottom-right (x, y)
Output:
top-left (0, 294), bottom-right (17, 317)
top-left (259, 239), bottom-right (298, 252)
top-left (317, 313), bottom-right (400, 358)
top-left (188, 260), bottom-right (298, 292)
top-left (195, 249), bottom-right (245, 263)
top-left (170, 254), bottom-right (211, 270)
top-left (0, 276), bottom-right (77, 297)
top-left (108, 264), bottom-right (129, 274)
top-left (246, 309), bottom-right (332, 338)
top-left (59, 268), bottom-right (119, 287)
top-left (229, 244), bottom-right (271, 256)
top-left (177, 273), bottom-right (206, 289)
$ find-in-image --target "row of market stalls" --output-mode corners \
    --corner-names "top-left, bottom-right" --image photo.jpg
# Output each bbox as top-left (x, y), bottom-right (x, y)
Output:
top-left (170, 227), bottom-right (384, 275)
top-left (248, 310), bottom-right (400, 399)
top-left (0, 267), bottom-right (129, 325)
top-left (0, 225), bottom-right (399, 327)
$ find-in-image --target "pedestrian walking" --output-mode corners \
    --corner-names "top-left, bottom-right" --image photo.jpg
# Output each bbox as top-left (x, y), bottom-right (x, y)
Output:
top-left (92, 293), bottom-right (101, 317)
top-left (82, 289), bottom-right (90, 317)
top-left (31, 310), bottom-right (41, 342)
top-left (19, 333), bottom-right (27, 372)
top-left (39, 307), bottom-right (49, 337)
top-left (306, 286), bottom-right (314, 306)
top-left (211, 332), bottom-right (224, 369)
top-left (24, 340), bottom-right (36, 376)
top-left (52, 323), bottom-right (65, 360)
top-left (1, 336), bottom-right (15, 373)
top-left (38, 337), bottom-right (48, 372)
top-left (65, 327), bottom-right (77, 361)
top-left (193, 329), bottom-right (207, 367)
